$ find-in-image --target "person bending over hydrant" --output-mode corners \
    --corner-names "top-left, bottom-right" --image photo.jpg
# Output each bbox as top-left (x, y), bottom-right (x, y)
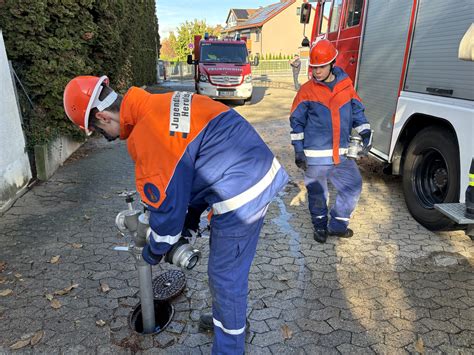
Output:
top-left (63, 76), bottom-right (288, 354)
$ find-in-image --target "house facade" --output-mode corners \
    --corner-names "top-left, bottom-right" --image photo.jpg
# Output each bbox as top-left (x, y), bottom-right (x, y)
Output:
top-left (222, 1), bottom-right (308, 58)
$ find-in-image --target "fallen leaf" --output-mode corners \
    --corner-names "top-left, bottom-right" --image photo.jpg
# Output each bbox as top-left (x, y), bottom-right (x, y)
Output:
top-left (14, 273), bottom-right (22, 278)
top-left (415, 337), bottom-right (425, 354)
top-left (49, 256), bottom-right (60, 264)
top-left (20, 332), bottom-right (35, 340)
top-left (96, 319), bottom-right (106, 327)
top-left (71, 243), bottom-right (83, 249)
top-left (83, 214), bottom-right (91, 220)
top-left (289, 182), bottom-right (307, 206)
top-left (100, 283), bottom-right (110, 293)
top-left (0, 276), bottom-right (7, 284)
top-left (10, 339), bottom-right (30, 350)
top-left (54, 283), bottom-right (79, 296)
top-left (50, 299), bottom-right (62, 309)
top-left (0, 261), bottom-right (6, 272)
top-left (281, 324), bottom-right (293, 340)
top-left (0, 289), bottom-right (13, 297)
top-left (30, 330), bottom-right (44, 346)
top-left (45, 293), bottom-right (54, 301)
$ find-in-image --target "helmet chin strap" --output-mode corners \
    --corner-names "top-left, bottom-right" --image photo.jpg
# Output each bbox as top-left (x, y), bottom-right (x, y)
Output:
top-left (314, 63), bottom-right (335, 82)
top-left (90, 122), bottom-right (118, 142)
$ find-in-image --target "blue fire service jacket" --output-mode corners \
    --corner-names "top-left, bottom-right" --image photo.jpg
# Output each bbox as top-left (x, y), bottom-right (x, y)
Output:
top-left (290, 66), bottom-right (371, 165)
top-left (120, 87), bottom-right (288, 256)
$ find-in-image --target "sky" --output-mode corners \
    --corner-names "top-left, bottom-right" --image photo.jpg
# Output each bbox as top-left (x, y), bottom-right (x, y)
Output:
top-left (156, 0), bottom-right (278, 39)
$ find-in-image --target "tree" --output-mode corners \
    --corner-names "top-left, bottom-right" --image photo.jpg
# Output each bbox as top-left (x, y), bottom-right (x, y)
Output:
top-left (0, 0), bottom-right (159, 147)
top-left (160, 32), bottom-right (178, 61)
top-left (160, 37), bottom-right (177, 61)
top-left (174, 19), bottom-right (220, 61)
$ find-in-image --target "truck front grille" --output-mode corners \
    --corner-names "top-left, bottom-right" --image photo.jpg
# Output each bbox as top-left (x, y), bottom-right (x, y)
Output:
top-left (210, 75), bottom-right (242, 85)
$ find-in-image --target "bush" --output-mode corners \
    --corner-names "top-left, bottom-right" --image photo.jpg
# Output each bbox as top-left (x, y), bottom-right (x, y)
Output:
top-left (0, 0), bottom-right (159, 147)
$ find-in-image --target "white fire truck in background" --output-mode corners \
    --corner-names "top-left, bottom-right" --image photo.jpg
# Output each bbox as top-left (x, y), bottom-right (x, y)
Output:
top-left (187, 34), bottom-right (257, 104)
top-left (300, 0), bottom-right (474, 230)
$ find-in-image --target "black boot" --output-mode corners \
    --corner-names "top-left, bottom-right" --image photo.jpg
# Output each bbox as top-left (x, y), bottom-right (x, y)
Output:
top-left (199, 313), bottom-right (250, 332)
top-left (313, 229), bottom-right (328, 243)
top-left (328, 228), bottom-right (353, 238)
top-left (199, 313), bottom-right (214, 331)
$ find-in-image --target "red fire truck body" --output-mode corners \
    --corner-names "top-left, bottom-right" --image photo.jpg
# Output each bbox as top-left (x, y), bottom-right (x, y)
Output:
top-left (189, 35), bottom-right (253, 102)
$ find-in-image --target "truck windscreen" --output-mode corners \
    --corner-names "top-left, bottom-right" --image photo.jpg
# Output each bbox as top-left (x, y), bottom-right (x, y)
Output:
top-left (200, 43), bottom-right (249, 64)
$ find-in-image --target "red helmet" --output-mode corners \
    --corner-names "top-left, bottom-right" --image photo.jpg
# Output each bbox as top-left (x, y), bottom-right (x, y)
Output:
top-left (63, 75), bottom-right (115, 135)
top-left (309, 39), bottom-right (338, 67)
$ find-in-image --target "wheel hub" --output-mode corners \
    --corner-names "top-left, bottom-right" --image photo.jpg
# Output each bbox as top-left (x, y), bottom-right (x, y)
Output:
top-left (433, 168), bottom-right (448, 188)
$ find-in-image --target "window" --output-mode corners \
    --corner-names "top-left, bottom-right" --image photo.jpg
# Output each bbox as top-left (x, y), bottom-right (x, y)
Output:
top-left (297, 7), bottom-right (301, 16)
top-left (319, 0), bottom-right (332, 35)
top-left (255, 31), bottom-right (260, 42)
top-left (200, 43), bottom-right (249, 64)
top-left (345, 0), bottom-right (363, 27)
top-left (329, 0), bottom-right (343, 33)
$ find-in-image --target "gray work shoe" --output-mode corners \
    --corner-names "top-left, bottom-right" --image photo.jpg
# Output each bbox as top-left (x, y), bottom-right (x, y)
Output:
top-left (199, 313), bottom-right (250, 332)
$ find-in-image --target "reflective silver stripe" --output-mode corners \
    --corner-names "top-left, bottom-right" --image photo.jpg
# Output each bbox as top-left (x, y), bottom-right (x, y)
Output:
top-left (212, 158), bottom-right (281, 215)
top-left (355, 123), bottom-right (371, 133)
top-left (213, 318), bottom-right (246, 335)
top-left (334, 217), bottom-right (350, 221)
top-left (147, 228), bottom-right (181, 245)
top-left (291, 133), bottom-right (304, 140)
top-left (315, 215), bottom-right (326, 219)
top-left (94, 91), bottom-right (118, 111)
top-left (304, 148), bottom-right (348, 157)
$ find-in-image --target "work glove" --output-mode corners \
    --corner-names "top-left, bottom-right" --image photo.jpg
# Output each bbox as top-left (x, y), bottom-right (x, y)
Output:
top-left (359, 130), bottom-right (373, 157)
top-left (295, 151), bottom-right (308, 171)
top-left (182, 228), bottom-right (198, 239)
top-left (183, 207), bottom-right (201, 232)
top-left (142, 244), bottom-right (163, 265)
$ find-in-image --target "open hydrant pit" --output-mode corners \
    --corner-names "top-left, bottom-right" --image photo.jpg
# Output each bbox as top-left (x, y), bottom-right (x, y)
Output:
top-left (129, 300), bottom-right (174, 335)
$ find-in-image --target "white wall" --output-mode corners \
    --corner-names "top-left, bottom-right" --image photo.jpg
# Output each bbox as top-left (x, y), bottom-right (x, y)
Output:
top-left (0, 31), bottom-right (32, 212)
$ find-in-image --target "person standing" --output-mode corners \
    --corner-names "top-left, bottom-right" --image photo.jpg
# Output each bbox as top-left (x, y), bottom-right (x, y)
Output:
top-left (289, 53), bottom-right (302, 90)
top-left (289, 40), bottom-right (372, 243)
top-left (63, 76), bottom-right (289, 354)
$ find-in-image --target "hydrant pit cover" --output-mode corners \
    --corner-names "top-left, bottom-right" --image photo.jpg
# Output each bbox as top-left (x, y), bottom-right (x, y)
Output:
top-left (153, 270), bottom-right (186, 300)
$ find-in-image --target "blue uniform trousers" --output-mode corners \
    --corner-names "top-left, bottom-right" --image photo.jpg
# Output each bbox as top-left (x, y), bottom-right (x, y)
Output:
top-left (208, 206), bottom-right (267, 355)
top-left (304, 159), bottom-right (362, 233)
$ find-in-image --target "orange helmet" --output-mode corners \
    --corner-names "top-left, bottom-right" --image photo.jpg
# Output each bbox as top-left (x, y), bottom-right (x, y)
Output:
top-left (309, 39), bottom-right (338, 67)
top-left (63, 75), bottom-right (117, 135)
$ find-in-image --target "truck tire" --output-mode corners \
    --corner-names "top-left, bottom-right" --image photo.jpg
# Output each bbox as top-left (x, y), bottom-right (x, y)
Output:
top-left (402, 127), bottom-right (460, 230)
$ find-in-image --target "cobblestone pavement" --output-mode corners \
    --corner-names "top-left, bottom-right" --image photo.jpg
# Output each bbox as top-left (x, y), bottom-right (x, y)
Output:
top-left (0, 83), bottom-right (473, 354)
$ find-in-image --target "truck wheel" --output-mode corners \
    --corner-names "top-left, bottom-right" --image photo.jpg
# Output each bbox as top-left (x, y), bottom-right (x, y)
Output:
top-left (244, 95), bottom-right (253, 105)
top-left (402, 127), bottom-right (459, 230)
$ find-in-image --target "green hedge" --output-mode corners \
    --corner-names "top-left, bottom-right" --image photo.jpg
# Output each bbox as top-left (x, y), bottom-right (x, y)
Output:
top-left (0, 0), bottom-right (159, 147)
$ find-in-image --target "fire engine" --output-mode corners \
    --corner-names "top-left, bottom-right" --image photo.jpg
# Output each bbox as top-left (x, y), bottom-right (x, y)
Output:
top-left (187, 33), bottom-right (257, 103)
top-left (300, 0), bottom-right (474, 230)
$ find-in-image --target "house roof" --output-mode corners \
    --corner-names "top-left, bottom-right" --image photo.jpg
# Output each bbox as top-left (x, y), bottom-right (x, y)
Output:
top-left (226, 8), bottom-right (258, 24)
top-left (223, 0), bottom-right (296, 33)
top-left (233, 9), bottom-right (252, 20)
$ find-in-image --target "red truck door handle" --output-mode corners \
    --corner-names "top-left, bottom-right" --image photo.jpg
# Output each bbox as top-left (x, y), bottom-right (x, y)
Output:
top-left (349, 57), bottom-right (356, 64)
